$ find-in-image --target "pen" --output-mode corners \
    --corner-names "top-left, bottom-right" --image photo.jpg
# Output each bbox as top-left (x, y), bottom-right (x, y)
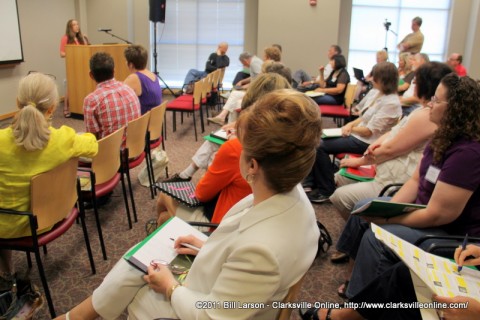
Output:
top-left (170, 237), bottom-right (201, 252)
top-left (457, 233), bottom-right (468, 272)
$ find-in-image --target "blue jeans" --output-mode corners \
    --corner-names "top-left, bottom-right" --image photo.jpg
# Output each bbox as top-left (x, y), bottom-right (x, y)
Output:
top-left (336, 213), bottom-right (448, 298)
top-left (313, 94), bottom-right (341, 105)
top-left (184, 69), bottom-right (207, 85)
top-left (311, 136), bottom-right (369, 196)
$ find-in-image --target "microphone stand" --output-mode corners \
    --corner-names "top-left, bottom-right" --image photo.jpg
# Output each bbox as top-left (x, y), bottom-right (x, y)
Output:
top-left (152, 21), bottom-right (177, 97)
top-left (100, 30), bottom-right (132, 44)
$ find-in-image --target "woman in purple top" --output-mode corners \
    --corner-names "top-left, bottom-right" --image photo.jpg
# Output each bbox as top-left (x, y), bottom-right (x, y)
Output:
top-left (124, 45), bottom-right (162, 114)
top-left (325, 73), bottom-right (480, 305)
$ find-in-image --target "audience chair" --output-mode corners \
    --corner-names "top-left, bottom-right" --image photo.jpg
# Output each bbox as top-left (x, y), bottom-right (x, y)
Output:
top-left (166, 79), bottom-right (205, 141)
top-left (0, 158), bottom-right (96, 318)
top-left (146, 102), bottom-right (168, 198)
top-left (276, 276), bottom-right (306, 320)
top-left (123, 112), bottom-right (151, 220)
top-left (318, 83), bottom-right (358, 127)
top-left (78, 127), bottom-right (131, 260)
top-left (415, 235), bottom-right (480, 259)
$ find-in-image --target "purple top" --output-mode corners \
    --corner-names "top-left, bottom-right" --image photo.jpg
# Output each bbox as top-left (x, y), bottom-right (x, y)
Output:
top-left (136, 72), bottom-right (162, 114)
top-left (417, 138), bottom-right (480, 236)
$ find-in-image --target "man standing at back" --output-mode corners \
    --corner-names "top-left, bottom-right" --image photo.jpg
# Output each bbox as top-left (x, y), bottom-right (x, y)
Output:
top-left (397, 17), bottom-right (424, 54)
top-left (183, 42), bottom-right (230, 89)
top-left (84, 52), bottom-right (141, 139)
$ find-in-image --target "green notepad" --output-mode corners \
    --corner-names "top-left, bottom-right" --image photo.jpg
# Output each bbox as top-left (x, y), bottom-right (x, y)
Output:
top-left (124, 216), bottom-right (208, 274)
top-left (352, 200), bottom-right (426, 218)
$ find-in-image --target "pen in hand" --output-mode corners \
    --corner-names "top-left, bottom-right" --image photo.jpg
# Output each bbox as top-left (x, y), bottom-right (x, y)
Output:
top-left (457, 233), bottom-right (468, 272)
top-left (170, 237), bottom-right (201, 252)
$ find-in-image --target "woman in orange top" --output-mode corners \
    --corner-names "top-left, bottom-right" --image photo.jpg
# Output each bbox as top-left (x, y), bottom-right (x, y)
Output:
top-left (59, 19), bottom-right (90, 117)
top-left (154, 136), bottom-right (251, 227)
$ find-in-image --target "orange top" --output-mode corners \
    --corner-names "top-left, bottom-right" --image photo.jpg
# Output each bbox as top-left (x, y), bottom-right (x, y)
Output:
top-left (195, 138), bottom-right (251, 223)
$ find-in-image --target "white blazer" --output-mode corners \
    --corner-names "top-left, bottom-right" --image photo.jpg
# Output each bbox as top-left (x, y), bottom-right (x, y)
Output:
top-left (172, 184), bottom-right (319, 319)
top-left (92, 185), bottom-right (319, 320)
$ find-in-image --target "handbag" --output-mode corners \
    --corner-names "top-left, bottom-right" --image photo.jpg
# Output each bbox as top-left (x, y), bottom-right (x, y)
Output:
top-left (0, 277), bottom-right (43, 320)
top-left (296, 83), bottom-right (320, 93)
top-left (138, 149), bottom-right (169, 187)
top-left (316, 220), bottom-right (332, 257)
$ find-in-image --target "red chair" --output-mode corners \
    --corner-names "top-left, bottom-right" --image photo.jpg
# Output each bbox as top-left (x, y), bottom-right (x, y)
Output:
top-left (0, 158), bottom-right (96, 318)
top-left (123, 112), bottom-right (151, 220)
top-left (145, 102), bottom-right (168, 198)
top-left (318, 83), bottom-right (357, 126)
top-left (78, 127), bottom-right (131, 260)
top-left (166, 79), bottom-right (205, 141)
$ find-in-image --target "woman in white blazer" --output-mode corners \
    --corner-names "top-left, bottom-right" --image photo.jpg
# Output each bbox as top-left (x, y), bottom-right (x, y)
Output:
top-left (56, 89), bottom-right (322, 320)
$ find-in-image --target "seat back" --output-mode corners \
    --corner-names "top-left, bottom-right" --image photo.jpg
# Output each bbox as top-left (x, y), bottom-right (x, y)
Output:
top-left (344, 83), bottom-right (357, 109)
top-left (211, 69), bottom-right (221, 91)
top-left (148, 101), bottom-right (167, 142)
top-left (276, 276), bottom-right (305, 320)
top-left (30, 157), bottom-right (79, 230)
top-left (126, 112), bottom-right (150, 159)
top-left (193, 79), bottom-right (203, 105)
top-left (92, 127), bottom-right (125, 185)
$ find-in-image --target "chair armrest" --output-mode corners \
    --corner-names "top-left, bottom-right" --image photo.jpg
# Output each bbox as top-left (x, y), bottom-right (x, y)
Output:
top-left (378, 183), bottom-right (404, 197)
top-left (0, 209), bottom-right (38, 236)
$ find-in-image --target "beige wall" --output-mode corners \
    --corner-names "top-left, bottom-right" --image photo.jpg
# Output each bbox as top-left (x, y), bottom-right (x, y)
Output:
top-left (1, 0), bottom-right (479, 117)
top-left (0, 0), bottom-right (75, 116)
top-left (257, 0), bottom-right (342, 77)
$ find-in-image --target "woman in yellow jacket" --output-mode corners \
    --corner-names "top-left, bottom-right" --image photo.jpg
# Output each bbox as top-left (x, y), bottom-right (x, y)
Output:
top-left (0, 73), bottom-right (98, 288)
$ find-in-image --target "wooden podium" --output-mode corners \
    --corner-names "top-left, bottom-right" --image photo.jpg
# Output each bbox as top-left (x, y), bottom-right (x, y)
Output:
top-left (65, 44), bottom-right (130, 116)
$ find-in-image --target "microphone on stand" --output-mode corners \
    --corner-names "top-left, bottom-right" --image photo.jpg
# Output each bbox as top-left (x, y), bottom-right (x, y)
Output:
top-left (98, 28), bottom-right (112, 32)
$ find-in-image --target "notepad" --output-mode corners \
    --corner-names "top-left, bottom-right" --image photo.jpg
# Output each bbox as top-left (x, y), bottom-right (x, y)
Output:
top-left (351, 200), bottom-right (426, 218)
top-left (321, 128), bottom-right (343, 139)
top-left (338, 154), bottom-right (376, 181)
top-left (210, 129), bottom-right (228, 141)
top-left (155, 181), bottom-right (203, 208)
top-left (124, 216), bottom-right (208, 274)
top-left (305, 91), bottom-right (325, 98)
top-left (371, 224), bottom-right (480, 307)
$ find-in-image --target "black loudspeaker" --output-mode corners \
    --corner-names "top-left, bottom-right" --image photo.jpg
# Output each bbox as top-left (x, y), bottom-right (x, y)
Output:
top-left (149, 0), bottom-right (166, 23)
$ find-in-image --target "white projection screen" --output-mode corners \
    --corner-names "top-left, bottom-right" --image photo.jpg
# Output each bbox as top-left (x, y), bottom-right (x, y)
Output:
top-left (0, 0), bottom-right (24, 64)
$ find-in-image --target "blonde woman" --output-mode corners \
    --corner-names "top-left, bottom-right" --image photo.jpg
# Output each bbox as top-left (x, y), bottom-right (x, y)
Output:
top-left (0, 73), bottom-right (98, 289)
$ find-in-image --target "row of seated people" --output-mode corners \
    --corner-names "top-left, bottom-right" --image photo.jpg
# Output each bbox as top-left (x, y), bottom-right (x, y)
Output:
top-left (0, 44), bottom-right (160, 291)
top-left (53, 88), bottom-right (323, 319)
top-left (301, 71), bottom-right (480, 319)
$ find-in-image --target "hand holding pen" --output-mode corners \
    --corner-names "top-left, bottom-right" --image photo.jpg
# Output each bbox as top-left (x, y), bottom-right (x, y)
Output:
top-left (170, 235), bottom-right (204, 256)
top-left (457, 234), bottom-right (468, 272)
top-left (455, 237), bottom-right (480, 272)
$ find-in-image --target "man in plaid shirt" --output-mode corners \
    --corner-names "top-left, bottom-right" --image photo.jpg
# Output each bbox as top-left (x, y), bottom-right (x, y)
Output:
top-left (84, 52), bottom-right (141, 139)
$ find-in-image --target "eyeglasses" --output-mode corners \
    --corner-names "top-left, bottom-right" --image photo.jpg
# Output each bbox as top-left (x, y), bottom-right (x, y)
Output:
top-left (430, 96), bottom-right (448, 104)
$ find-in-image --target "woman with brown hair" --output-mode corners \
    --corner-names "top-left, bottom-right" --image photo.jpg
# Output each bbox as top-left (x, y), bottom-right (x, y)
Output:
top-left (307, 61), bottom-right (402, 203)
top-left (59, 19), bottom-right (90, 117)
top-left (329, 73), bottom-right (480, 312)
top-left (56, 89), bottom-right (322, 319)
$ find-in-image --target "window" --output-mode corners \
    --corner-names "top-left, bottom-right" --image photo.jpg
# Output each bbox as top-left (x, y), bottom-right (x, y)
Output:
top-left (348, 0), bottom-right (451, 76)
top-left (150, 0), bottom-right (245, 88)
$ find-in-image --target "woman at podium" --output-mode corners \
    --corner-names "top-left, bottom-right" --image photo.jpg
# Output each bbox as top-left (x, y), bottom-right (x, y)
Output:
top-left (59, 19), bottom-right (90, 117)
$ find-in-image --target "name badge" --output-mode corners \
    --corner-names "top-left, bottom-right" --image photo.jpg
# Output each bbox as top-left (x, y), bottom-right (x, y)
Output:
top-left (425, 165), bottom-right (440, 184)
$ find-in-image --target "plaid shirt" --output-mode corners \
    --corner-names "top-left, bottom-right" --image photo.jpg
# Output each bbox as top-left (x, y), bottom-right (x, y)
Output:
top-left (84, 79), bottom-right (141, 139)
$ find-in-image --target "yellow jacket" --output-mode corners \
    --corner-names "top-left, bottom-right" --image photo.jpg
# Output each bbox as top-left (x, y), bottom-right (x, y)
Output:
top-left (0, 125), bottom-right (98, 238)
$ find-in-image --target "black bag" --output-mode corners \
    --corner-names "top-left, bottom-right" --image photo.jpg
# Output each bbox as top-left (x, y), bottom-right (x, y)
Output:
top-left (0, 277), bottom-right (43, 320)
top-left (296, 83), bottom-right (320, 93)
top-left (316, 221), bottom-right (332, 257)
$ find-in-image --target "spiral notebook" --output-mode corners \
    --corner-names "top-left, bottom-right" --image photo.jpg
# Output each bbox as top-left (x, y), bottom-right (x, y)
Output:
top-left (155, 181), bottom-right (203, 207)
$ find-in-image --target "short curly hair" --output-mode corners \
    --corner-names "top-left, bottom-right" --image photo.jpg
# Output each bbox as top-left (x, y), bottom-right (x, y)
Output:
top-left (430, 74), bottom-right (480, 163)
